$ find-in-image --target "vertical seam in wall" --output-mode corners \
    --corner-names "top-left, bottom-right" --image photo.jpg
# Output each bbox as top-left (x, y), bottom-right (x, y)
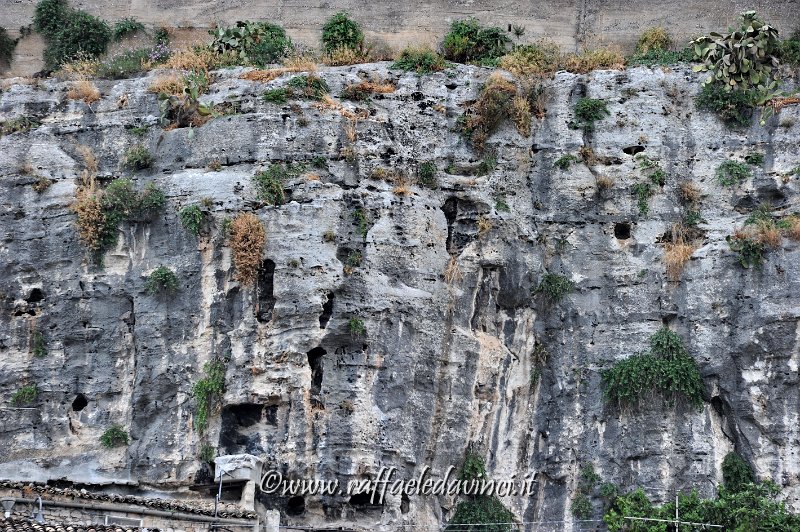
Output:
top-left (574, 0), bottom-right (588, 52)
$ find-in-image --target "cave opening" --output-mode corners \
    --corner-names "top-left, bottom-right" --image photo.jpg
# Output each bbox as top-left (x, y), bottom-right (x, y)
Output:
top-left (319, 292), bottom-right (334, 329)
top-left (307, 347), bottom-right (325, 395)
top-left (72, 393), bottom-right (88, 412)
top-left (614, 222), bottom-right (631, 240)
top-left (255, 259), bottom-right (276, 323)
top-left (287, 496), bottom-right (305, 516)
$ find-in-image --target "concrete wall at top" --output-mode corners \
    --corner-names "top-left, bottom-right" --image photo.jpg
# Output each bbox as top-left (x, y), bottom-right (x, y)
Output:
top-left (2, 0), bottom-right (799, 76)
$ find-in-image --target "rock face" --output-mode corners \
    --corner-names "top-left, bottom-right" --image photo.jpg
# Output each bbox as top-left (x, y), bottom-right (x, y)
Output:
top-left (0, 62), bottom-right (799, 531)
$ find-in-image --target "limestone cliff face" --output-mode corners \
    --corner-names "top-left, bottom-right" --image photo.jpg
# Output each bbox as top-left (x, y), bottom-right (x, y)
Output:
top-left (0, 62), bottom-right (799, 530)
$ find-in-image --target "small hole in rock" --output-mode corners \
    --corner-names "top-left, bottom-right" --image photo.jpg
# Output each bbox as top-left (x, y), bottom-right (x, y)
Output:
top-left (26, 288), bottom-right (45, 303)
top-left (72, 394), bottom-right (88, 412)
top-left (623, 145), bottom-right (645, 156)
top-left (286, 496), bottom-right (305, 516)
top-left (614, 223), bottom-right (631, 240)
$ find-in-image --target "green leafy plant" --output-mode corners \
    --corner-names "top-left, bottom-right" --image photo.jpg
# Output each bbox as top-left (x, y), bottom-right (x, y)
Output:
top-left (40, 4), bottom-right (112, 68)
top-left (123, 144), bottom-right (153, 170)
top-left (726, 232), bottom-right (767, 269)
top-left (684, 210), bottom-right (702, 226)
top-left (744, 152), bottom-right (764, 165)
top-left (458, 75), bottom-right (518, 152)
top-left (112, 18), bottom-right (144, 40)
top-left (145, 266), bottom-right (178, 294)
top-left (11, 384), bottom-right (38, 406)
top-left (494, 197), bottom-right (510, 212)
top-left (632, 182), bottom-right (653, 215)
top-left (179, 204), bottom-right (205, 235)
top-left (209, 21), bottom-right (292, 65)
top-left (553, 154), bottom-right (580, 170)
top-left (253, 165), bottom-right (288, 205)
top-left (441, 18), bottom-right (510, 64)
top-left (353, 208), bottom-right (368, 240)
top-left (571, 98), bottom-right (610, 131)
top-left (445, 496), bottom-right (515, 531)
top-left (392, 47), bottom-right (447, 74)
top-left (722, 452), bottom-right (755, 493)
top-left (193, 359), bottom-right (226, 432)
top-left (199, 444), bottom-right (216, 464)
top-left (691, 11), bottom-right (779, 92)
top-left (348, 317), bottom-right (366, 336)
top-left (99, 424), bottom-right (129, 448)
top-left (601, 327), bottom-right (704, 409)
top-left (32, 329), bottom-right (47, 357)
top-left (780, 31), bottom-right (800, 66)
top-left (418, 161), bottom-right (438, 188)
top-left (534, 273), bottom-right (574, 303)
top-left (321, 12), bottom-right (363, 53)
top-left (287, 75), bottom-right (330, 100)
top-left (695, 82), bottom-right (757, 126)
top-left (262, 88), bottom-right (288, 104)
top-left (1, 116), bottom-right (41, 136)
top-left (716, 160), bottom-right (751, 186)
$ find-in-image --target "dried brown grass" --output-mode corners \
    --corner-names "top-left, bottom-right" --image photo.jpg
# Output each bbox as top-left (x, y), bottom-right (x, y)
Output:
top-left (663, 224), bottom-right (698, 282)
top-left (67, 80), bottom-right (101, 104)
top-left (322, 46), bottom-right (369, 66)
top-left (443, 256), bottom-right (463, 284)
top-left (785, 216), bottom-right (800, 241)
top-left (161, 47), bottom-right (217, 72)
top-left (596, 175), bottom-right (614, 191)
top-left (71, 146), bottom-right (103, 251)
top-left (148, 74), bottom-right (185, 96)
top-left (229, 213), bottom-right (266, 286)
top-left (678, 181), bottom-right (701, 203)
top-left (562, 47), bottom-right (625, 73)
top-left (511, 95), bottom-right (532, 136)
top-left (477, 216), bottom-right (493, 237)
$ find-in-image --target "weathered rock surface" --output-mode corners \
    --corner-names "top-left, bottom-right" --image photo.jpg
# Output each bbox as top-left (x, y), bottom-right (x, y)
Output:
top-left (0, 62), bottom-right (799, 531)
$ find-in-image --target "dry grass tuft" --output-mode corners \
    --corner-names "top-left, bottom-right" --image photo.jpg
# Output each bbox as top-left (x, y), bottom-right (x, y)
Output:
top-left (755, 224), bottom-right (782, 248)
top-left (511, 95), bottom-right (532, 136)
top-left (323, 46), bottom-right (369, 66)
top-left (148, 74), bottom-right (185, 97)
top-left (283, 54), bottom-right (318, 72)
top-left (785, 215), bottom-right (800, 241)
top-left (59, 54), bottom-right (100, 80)
top-left (663, 224), bottom-right (698, 282)
top-left (562, 48), bottom-right (625, 73)
top-left (161, 47), bottom-right (217, 72)
top-left (228, 213), bottom-right (266, 286)
top-left (344, 119), bottom-right (358, 143)
top-left (477, 216), bottom-right (493, 236)
top-left (71, 146), bottom-right (102, 251)
top-left (596, 175), bottom-right (615, 191)
top-left (67, 80), bottom-right (101, 104)
top-left (678, 181), bottom-right (701, 203)
top-left (240, 69), bottom-right (285, 83)
top-left (579, 146), bottom-right (597, 166)
top-left (443, 256), bottom-right (463, 284)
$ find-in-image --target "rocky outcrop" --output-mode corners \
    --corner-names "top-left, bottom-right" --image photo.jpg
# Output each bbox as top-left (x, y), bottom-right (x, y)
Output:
top-left (0, 62), bottom-right (799, 530)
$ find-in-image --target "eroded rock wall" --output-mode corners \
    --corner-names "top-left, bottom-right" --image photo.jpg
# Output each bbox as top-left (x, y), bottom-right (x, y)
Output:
top-left (0, 62), bottom-right (799, 530)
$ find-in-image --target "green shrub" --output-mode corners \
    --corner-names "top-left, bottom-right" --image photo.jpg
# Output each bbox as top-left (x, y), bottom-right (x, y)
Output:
top-left (112, 18), bottom-right (144, 40)
top-left (695, 82), bottom-right (756, 127)
top-left (321, 12), bottom-right (363, 53)
top-left (123, 144), bottom-right (153, 170)
top-left (33, 0), bottom-right (69, 36)
top-left (441, 18), bottom-right (510, 64)
top-left (210, 21), bottom-right (292, 65)
top-left (253, 165), bottom-right (287, 205)
top-left (458, 75), bottom-right (518, 152)
top-left (11, 384), bottom-right (38, 406)
top-left (571, 98), bottom-right (609, 131)
top-left (418, 161), bottom-right (438, 188)
top-left (636, 27), bottom-right (671, 54)
top-left (572, 493), bottom-right (592, 519)
top-left (716, 160), bottom-right (752, 186)
top-left (780, 31), bottom-right (800, 66)
top-left (726, 232), bottom-right (767, 269)
top-left (262, 88), bottom-right (288, 104)
top-left (145, 266), bottom-right (178, 294)
top-left (691, 11), bottom-right (779, 92)
top-left (99, 424), bottom-right (129, 448)
top-left (601, 327), bottom-right (704, 409)
top-left (722, 452), bottom-right (755, 493)
top-left (392, 47), bottom-right (447, 74)
top-left (632, 182), bottom-right (653, 215)
top-left (494, 197), bottom-right (510, 212)
top-left (96, 48), bottom-right (149, 79)
top-left (192, 359), bottom-right (226, 432)
top-left (498, 40), bottom-right (561, 78)
top-left (287, 75), bottom-right (330, 100)
top-left (534, 273), bottom-right (574, 302)
top-left (627, 46), bottom-right (694, 66)
top-left (744, 152), bottom-right (764, 166)
top-left (199, 444), bottom-right (216, 464)
top-left (1, 116), bottom-right (41, 136)
top-left (179, 204), bottom-right (204, 235)
top-left (553, 154), bottom-right (580, 170)
top-left (0, 27), bottom-right (18, 67)
top-left (445, 496), bottom-right (515, 531)
top-left (32, 329), bottom-right (47, 357)
top-left (353, 208), bottom-right (368, 240)
top-left (41, 7), bottom-right (112, 67)
top-left (348, 317), bottom-right (366, 336)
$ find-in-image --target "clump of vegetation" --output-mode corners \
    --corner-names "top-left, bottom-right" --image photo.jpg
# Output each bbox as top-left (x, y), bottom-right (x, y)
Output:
top-left (562, 48), bottom-right (624, 73)
top-left (155, 69), bottom-right (213, 129)
top-left (780, 30), bottom-right (800, 67)
top-left (636, 154), bottom-right (667, 186)
top-left (12, 384), bottom-right (38, 406)
top-left (498, 40), bottom-right (561, 78)
top-left (348, 317), bottom-right (366, 336)
top-left (663, 223), bottom-right (698, 282)
top-left (262, 88), bottom-right (288, 104)
top-left (31, 329), bottom-right (47, 357)
top-left (99, 424), bottom-right (129, 448)
top-left (112, 18), bottom-right (144, 40)
top-left (96, 48), bottom-right (150, 79)
top-left (228, 213), bottom-right (266, 286)
top-left (34, 0), bottom-right (112, 68)
top-left (745, 152), bottom-right (764, 166)
top-left (716, 160), bottom-right (752, 186)
top-left (722, 452), bottom-right (755, 493)
top-left (72, 171), bottom-right (165, 261)
top-left (442, 18), bottom-right (510, 65)
top-left (392, 47), bottom-right (448, 74)
top-left (321, 12), bottom-right (363, 53)
top-left (145, 266), bottom-right (178, 294)
top-left (192, 359), bottom-right (226, 432)
top-left (179, 204), bottom-right (206, 235)
top-left (572, 464), bottom-right (601, 519)
top-left (340, 79), bottom-right (395, 101)
top-left (695, 82), bottom-right (756, 127)
top-left (726, 206), bottom-right (798, 268)
top-left (253, 164), bottom-right (288, 205)
top-left (571, 98), bottom-right (610, 131)
top-left (0, 27), bottom-right (19, 67)
top-left (601, 327), bottom-right (704, 410)
top-left (418, 161), bottom-right (438, 188)
top-left (692, 11), bottom-right (779, 93)
top-left (534, 273), bottom-right (574, 303)
top-left (626, 27), bottom-right (694, 66)
top-left (1, 116), bottom-right (41, 136)
top-left (199, 444), bottom-right (216, 464)
top-left (286, 75), bottom-right (330, 100)
top-left (123, 144), bottom-right (153, 170)
top-left (67, 80), bottom-right (101, 104)
top-left (631, 182), bottom-right (653, 216)
top-left (210, 21), bottom-right (292, 66)
top-left (353, 208), bottom-right (368, 240)
top-left (636, 27), bottom-right (671, 54)
top-left (343, 250), bottom-right (362, 275)
top-left (445, 452), bottom-right (516, 531)
top-left (553, 153), bottom-right (580, 170)
top-left (458, 73), bottom-right (519, 152)
top-left (494, 197), bottom-right (510, 212)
